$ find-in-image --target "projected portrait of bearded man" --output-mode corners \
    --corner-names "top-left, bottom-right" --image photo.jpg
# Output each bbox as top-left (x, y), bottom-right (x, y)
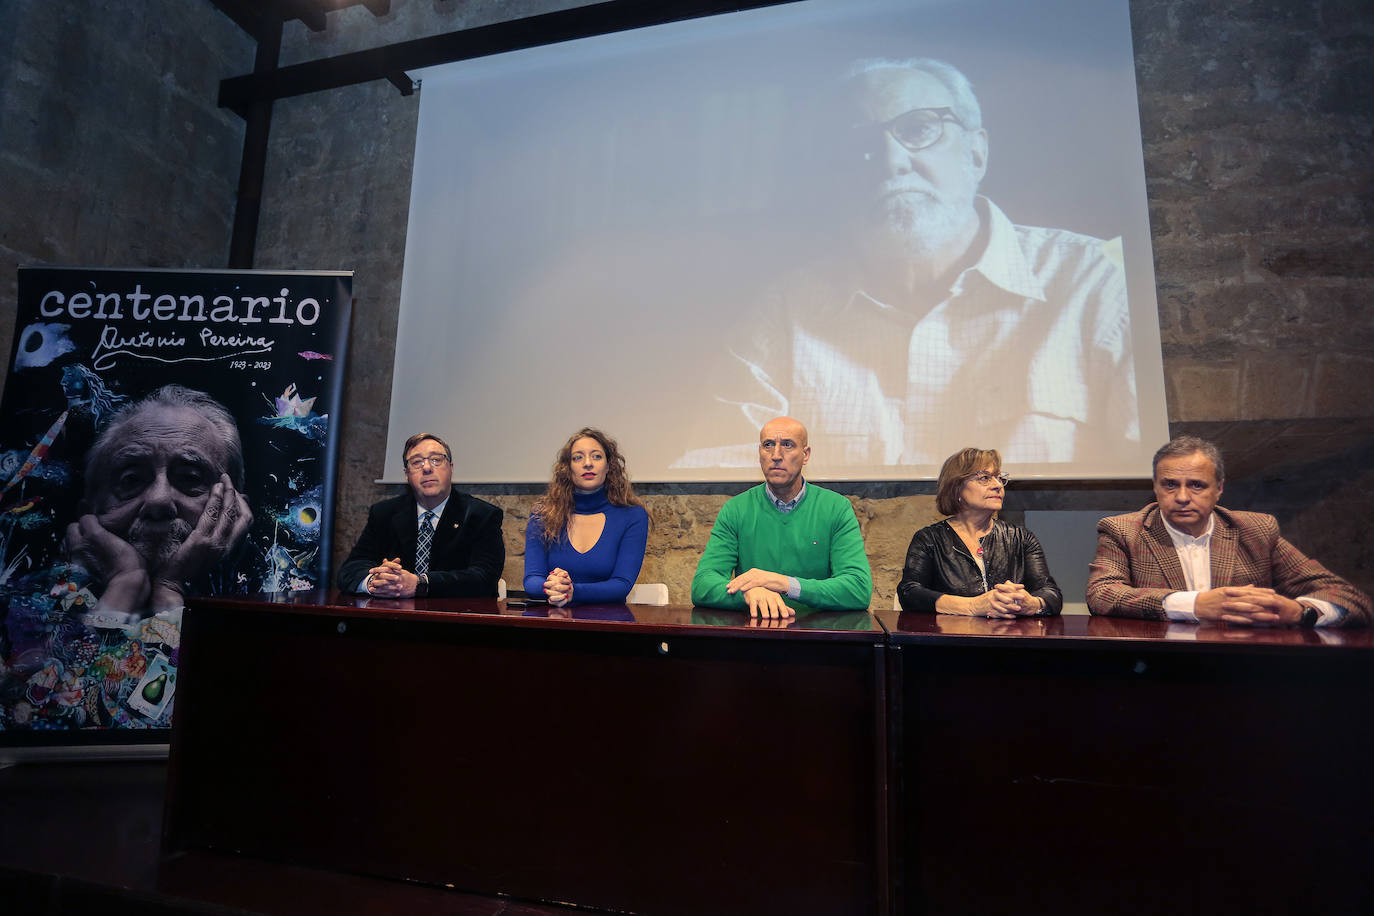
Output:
top-left (65, 384), bottom-right (253, 616)
top-left (679, 55), bottom-right (1140, 471)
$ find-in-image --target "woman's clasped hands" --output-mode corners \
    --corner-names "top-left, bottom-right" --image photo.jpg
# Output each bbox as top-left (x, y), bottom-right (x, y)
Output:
top-left (976, 580), bottom-right (1043, 618)
top-left (543, 567), bottom-right (574, 607)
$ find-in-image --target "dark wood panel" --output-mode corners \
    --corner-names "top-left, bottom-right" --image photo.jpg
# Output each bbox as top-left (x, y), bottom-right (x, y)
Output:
top-left (879, 612), bottom-right (1374, 915)
top-left (166, 595), bottom-right (888, 915)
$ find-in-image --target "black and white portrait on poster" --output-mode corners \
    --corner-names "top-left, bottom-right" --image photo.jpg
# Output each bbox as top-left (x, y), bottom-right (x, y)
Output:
top-left (0, 267), bottom-right (351, 736)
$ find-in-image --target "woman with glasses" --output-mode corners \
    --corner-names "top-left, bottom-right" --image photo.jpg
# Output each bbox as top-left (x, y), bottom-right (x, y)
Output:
top-left (523, 427), bottom-right (649, 607)
top-left (897, 447), bottom-right (1061, 617)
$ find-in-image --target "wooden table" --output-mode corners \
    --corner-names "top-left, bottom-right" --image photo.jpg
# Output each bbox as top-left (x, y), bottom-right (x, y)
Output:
top-left (873, 611), bottom-right (1374, 915)
top-left (162, 593), bottom-right (1372, 915)
top-left (166, 592), bottom-right (890, 915)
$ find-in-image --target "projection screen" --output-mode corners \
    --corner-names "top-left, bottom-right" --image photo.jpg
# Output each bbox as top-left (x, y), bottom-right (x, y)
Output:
top-left (387, 0), bottom-right (1167, 482)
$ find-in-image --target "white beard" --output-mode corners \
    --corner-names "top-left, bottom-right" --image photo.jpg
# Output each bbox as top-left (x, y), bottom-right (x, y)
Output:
top-left (874, 191), bottom-right (969, 258)
top-left (864, 158), bottom-right (981, 260)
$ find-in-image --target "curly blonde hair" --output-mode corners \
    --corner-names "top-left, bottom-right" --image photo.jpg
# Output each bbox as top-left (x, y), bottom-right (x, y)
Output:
top-left (533, 427), bottom-right (645, 544)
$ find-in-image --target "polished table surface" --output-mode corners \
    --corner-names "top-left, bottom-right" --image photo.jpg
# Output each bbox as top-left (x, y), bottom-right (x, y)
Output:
top-left (219, 590), bottom-right (1374, 647)
top-left (875, 606), bottom-right (1374, 646)
top-left (220, 588), bottom-right (882, 635)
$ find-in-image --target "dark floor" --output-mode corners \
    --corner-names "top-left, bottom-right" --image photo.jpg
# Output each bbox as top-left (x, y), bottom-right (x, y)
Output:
top-left (0, 758), bottom-right (596, 915)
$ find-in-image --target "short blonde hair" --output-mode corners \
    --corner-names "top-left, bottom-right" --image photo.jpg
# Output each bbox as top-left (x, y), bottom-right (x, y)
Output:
top-left (936, 447), bottom-right (1002, 516)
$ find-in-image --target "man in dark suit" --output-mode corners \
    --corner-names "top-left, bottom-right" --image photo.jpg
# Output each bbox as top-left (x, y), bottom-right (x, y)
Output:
top-left (1087, 435), bottom-right (1370, 627)
top-left (337, 433), bottom-right (504, 598)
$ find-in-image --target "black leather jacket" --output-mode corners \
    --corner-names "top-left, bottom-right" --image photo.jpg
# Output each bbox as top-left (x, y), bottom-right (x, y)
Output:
top-left (897, 518), bottom-right (1062, 615)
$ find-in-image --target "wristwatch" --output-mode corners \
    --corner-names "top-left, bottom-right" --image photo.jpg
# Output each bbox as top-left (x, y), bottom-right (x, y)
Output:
top-left (415, 573), bottom-right (430, 598)
top-left (1298, 602), bottom-right (1319, 627)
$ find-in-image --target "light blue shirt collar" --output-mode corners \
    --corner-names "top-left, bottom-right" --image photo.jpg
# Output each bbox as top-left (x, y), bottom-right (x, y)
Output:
top-left (417, 496), bottom-right (449, 525)
top-left (765, 480), bottom-right (807, 514)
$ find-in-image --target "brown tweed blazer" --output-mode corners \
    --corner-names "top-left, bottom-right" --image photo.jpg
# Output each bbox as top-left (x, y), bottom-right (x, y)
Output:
top-left (1086, 504), bottom-right (1371, 626)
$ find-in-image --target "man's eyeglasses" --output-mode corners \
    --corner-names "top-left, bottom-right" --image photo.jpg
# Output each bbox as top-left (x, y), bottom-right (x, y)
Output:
top-left (406, 455), bottom-right (450, 471)
top-left (858, 106), bottom-right (966, 154)
top-left (968, 472), bottom-right (1010, 488)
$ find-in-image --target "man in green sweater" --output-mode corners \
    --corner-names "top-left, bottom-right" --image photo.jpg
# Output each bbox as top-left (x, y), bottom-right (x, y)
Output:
top-left (691, 417), bottom-right (873, 618)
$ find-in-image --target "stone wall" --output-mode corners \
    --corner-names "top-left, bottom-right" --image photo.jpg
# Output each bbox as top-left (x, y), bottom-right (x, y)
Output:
top-left (0, 0), bottom-right (253, 360)
top-left (1131, 0), bottom-right (1374, 594)
top-left (1, 0), bottom-right (1370, 604)
top-left (1137, 0), bottom-right (1373, 421)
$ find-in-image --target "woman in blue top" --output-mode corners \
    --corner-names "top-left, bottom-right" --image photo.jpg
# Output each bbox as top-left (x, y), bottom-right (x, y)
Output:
top-left (524, 427), bottom-right (650, 606)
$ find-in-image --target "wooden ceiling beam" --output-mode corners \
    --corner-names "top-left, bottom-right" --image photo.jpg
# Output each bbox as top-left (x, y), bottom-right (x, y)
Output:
top-left (211, 0), bottom-right (393, 40)
top-left (218, 0), bottom-right (800, 116)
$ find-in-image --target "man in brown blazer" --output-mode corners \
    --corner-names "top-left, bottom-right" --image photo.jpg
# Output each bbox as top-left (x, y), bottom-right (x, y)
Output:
top-left (1087, 436), bottom-right (1370, 627)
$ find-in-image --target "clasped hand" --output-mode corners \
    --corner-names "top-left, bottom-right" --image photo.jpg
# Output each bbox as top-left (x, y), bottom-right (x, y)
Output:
top-left (367, 558), bottom-right (419, 598)
top-left (727, 568), bottom-right (793, 619)
top-left (1195, 585), bottom-right (1302, 627)
top-left (977, 581), bottom-right (1041, 618)
top-left (544, 568), bottom-right (574, 607)
top-left (67, 474), bottom-right (252, 612)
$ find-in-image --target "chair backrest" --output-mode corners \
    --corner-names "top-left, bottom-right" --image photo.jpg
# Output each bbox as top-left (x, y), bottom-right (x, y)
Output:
top-left (497, 578), bottom-right (507, 600)
top-left (627, 582), bottom-right (669, 605)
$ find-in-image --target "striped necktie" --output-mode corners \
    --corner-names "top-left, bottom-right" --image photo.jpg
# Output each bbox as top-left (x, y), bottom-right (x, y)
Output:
top-left (416, 510), bottom-right (435, 577)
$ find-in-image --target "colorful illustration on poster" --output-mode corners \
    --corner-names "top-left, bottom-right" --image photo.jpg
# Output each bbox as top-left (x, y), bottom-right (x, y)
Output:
top-left (0, 267), bottom-right (352, 735)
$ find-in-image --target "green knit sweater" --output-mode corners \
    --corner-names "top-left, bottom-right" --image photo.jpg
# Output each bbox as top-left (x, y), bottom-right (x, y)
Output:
top-left (690, 483), bottom-right (873, 612)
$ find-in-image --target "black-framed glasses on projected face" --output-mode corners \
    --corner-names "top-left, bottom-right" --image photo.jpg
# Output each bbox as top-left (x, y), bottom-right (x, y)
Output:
top-left (855, 106), bottom-right (967, 155)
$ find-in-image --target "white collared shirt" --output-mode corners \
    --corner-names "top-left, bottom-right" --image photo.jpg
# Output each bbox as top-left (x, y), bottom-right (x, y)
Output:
top-left (1159, 514), bottom-right (1342, 626)
top-left (1163, 514), bottom-right (1214, 593)
top-left (672, 196), bottom-right (1138, 470)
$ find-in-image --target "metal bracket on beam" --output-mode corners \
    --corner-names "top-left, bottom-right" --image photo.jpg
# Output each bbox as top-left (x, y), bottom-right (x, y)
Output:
top-left (386, 71), bottom-right (415, 96)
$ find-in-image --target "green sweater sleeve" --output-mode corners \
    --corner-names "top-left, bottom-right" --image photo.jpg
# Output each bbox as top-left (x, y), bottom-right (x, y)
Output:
top-left (690, 498), bottom-right (747, 610)
top-left (794, 496), bottom-right (873, 611)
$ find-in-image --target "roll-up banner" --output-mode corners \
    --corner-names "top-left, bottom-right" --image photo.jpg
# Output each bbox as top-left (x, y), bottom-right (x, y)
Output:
top-left (0, 267), bottom-right (351, 748)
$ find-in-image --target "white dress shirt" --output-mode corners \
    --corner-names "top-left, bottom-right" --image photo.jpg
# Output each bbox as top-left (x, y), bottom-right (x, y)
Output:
top-left (1159, 514), bottom-right (1342, 626)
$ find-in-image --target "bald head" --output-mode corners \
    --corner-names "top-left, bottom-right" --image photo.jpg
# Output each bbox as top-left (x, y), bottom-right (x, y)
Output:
top-left (761, 416), bottom-right (808, 448)
top-left (758, 417), bottom-right (810, 500)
